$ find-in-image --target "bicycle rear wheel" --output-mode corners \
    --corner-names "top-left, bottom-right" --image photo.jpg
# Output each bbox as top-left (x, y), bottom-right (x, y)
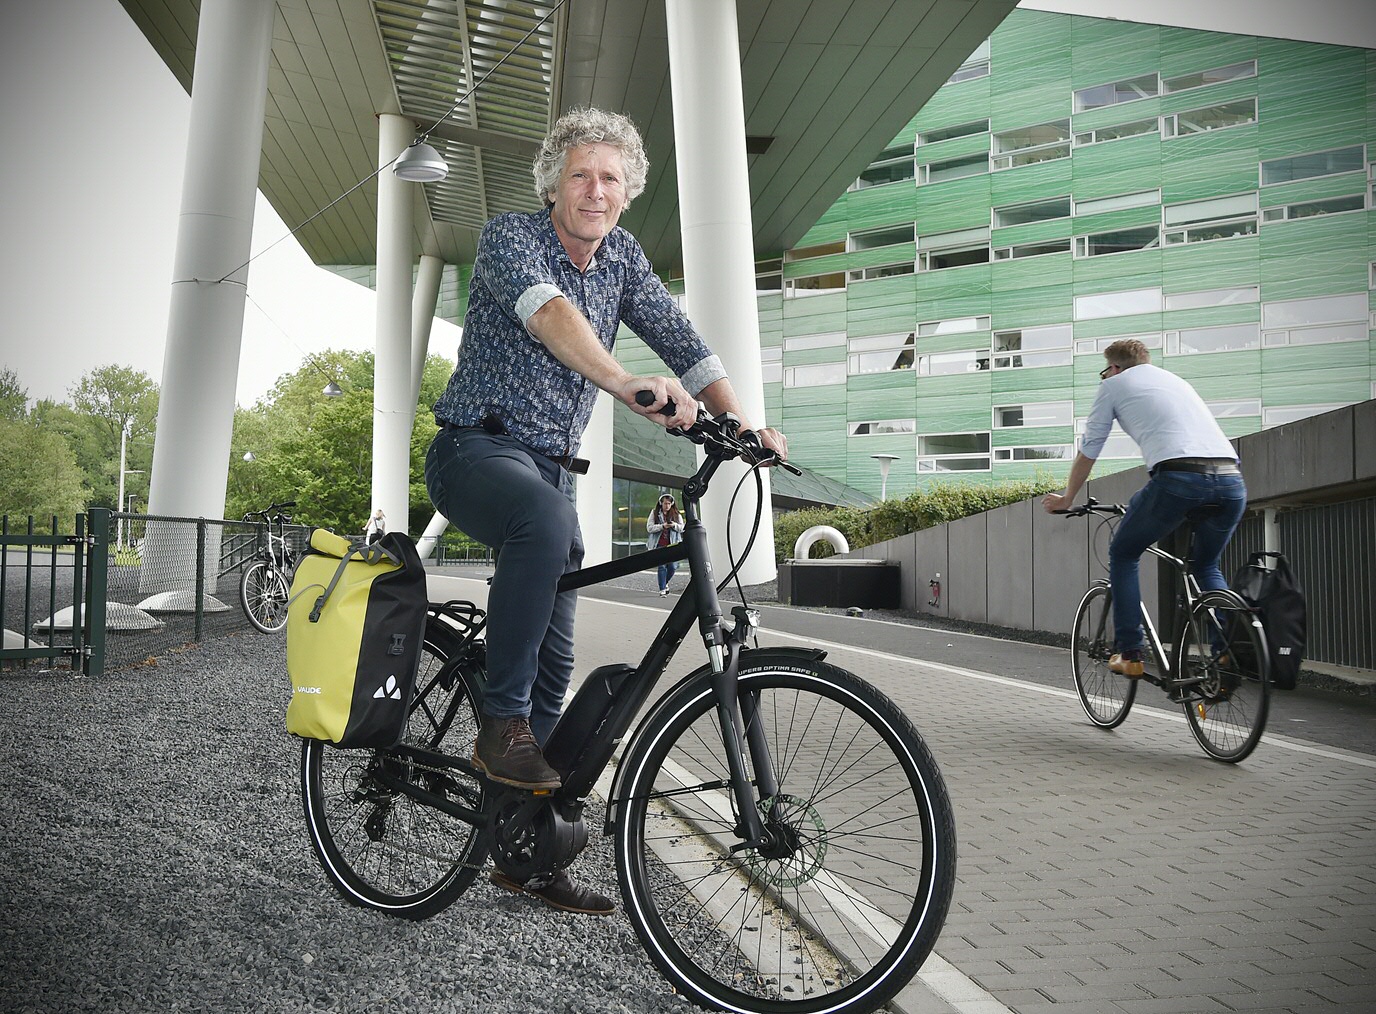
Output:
top-left (1071, 583), bottom-right (1136, 728)
top-left (301, 619), bottom-right (487, 918)
top-left (240, 559), bottom-right (289, 633)
top-left (1178, 590), bottom-right (1270, 763)
top-left (615, 653), bottom-right (956, 1014)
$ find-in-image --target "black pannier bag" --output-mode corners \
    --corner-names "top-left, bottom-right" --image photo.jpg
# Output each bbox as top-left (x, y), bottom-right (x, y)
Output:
top-left (1232, 551), bottom-right (1307, 690)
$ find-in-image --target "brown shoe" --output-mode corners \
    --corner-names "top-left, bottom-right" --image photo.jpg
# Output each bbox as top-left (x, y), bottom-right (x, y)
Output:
top-left (1109, 652), bottom-right (1144, 678)
top-left (472, 716), bottom-right (561, 790)
top-left (490, 868), bottom-right (615, 915)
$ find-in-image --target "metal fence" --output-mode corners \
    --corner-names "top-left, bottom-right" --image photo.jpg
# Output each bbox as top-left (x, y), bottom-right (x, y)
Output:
top-left (1, 512), bottom-right (101, 674)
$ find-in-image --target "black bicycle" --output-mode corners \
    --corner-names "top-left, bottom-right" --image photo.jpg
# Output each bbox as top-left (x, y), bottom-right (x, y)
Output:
top-left (1060, 498), bottom-right (1270, 763)
top-left (239, 500), bottom-right (297, 634)
top-left (299, 403), bottom-right (957, 1014)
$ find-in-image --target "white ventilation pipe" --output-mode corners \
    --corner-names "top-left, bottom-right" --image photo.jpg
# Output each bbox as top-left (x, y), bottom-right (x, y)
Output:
top-left (792, 526), bottom-right (850, 560)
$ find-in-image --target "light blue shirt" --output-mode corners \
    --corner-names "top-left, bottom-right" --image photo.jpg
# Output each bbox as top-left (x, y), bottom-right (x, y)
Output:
top-left (1081, 363), bottom-right (1236, 470)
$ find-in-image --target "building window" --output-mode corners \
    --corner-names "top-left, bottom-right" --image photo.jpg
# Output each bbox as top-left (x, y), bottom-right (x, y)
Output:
top-left (1261, 293), bottom-right (1368, 329)
top-left (1262, 321), bottom-right (1367, 348)
top-left (993, 401), bottom-right (1073, 428)
top-left (1162, 60), bottom-right (1256, 94)
top-left (1163, 193), bottom-right (1258, 244)
top-left (785, 241), bottom-right (846, 262)
top-left (917, 152), bottom-right (988, 185)
top-left (994, 445), bottom-right (1074, 461)
top-left (783, 362), bottom-right (846, 387)
top-left (1074, 73), bottom-right (1159, 112)
top-left (1072, 117), bottom-right (1159, 147)
top-left (1263, 404), bottom-right (1348, 428)
top-left (917, 315), bottom-right (990, 337)
top-left (917, 227), bottom-right (990, 270)
top-left (755, 257), bottom-right (782, 293)
top-left (1073, 189), bottom-right (1160, 217)
top-left (916, 349), bottom-right (991, 376)
top-left (1075, 227), bottom-right (1160, 257)
top-left (850, 146), bottom-right (915, 190)
top-left (1206, 399), bottom-right (1261, 419)
top-left (1164, 323), bottom-right (1261, 355)
top-left (1162, 98), bottom-right (1257, 138)
top-left (849, 419), bottom-right (916, 436)
top-left (917, 432), bottom-right (990, 472)
top-left (784, 332), bottom-right (846, 352)
top-left (1164, 286), bottom-right (1258, 311)
top-left (848, 224), bottom-right (914, 251)
top-left (947, 39), bottom-right (990, 84)
top-left (993, 240), bottom-right (1072, 260)
top-left (847, 262), bottom-right (916, 283)
top-left (1261, 194), bottom-right (1366, 223)
top-left (992, 120), bottom-right (1071, 170)
top-left (992, 325), bottom-right (1073, 369)
top-left (784, 272), bottom-right (846, 298)
top-left (1073, 332), bottom-right (1163, 355)
top-left (761, 346), bottom-right (782, 384)
top-left (1260, 145), bottom-right (1365, 185)
top-left (993, 196), bottom-right (1071, 227)
top-left (848, 332), bottom-right (915, 374)
top-left (917, 119), bottom-right (989, 146)
top-left (1074, 287), bottom-right (1163, 320)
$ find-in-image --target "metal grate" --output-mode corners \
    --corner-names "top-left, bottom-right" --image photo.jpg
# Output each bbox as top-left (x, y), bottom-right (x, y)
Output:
top-left (375, 0), bottom-right (559, 229)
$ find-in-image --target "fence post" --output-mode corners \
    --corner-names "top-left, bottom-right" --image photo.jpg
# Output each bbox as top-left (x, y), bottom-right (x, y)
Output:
top-left (85, 509), bottom-right (110, 677)
top-left (195, 519), bottom-right (207, 642)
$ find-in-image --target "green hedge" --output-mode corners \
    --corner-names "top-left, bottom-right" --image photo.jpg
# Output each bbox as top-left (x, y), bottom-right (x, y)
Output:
top-left (775, 474), bottom-right (1062, 563)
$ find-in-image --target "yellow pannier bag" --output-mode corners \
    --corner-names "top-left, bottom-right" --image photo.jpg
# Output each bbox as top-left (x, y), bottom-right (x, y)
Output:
top-left (286, 529), bottom-right (428, 748)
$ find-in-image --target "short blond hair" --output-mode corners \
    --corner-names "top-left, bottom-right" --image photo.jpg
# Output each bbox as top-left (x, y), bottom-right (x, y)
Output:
top-left (1103, 339), bottom-right (1151, 369)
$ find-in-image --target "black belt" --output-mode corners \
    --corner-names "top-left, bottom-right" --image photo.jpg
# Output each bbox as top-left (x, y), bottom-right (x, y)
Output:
top-left (440, 421), bottom-right (589, 475)
top-left (1151, 457), bottom-right (1240, 477)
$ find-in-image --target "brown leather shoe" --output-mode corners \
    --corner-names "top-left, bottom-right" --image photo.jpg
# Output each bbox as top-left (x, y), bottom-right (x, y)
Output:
top-left (472, 716), bottom-right (561, 790)
top-left (490, 869), bottom-right (615, 915)
top-left (1109, 652), bottom-right (1145, 678)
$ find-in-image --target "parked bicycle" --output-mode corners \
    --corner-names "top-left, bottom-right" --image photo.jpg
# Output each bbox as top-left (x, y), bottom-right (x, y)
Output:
top-left (1059, 498), bottom-right (1270, 762)
top-left (239, 500), bottom-right (297, 634)
top-left (298, 403), bottom-right (957, 1014)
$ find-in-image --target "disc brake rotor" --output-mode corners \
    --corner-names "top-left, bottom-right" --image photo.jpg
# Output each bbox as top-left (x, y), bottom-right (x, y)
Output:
top-left (747, 793), bottom-right (827, 888)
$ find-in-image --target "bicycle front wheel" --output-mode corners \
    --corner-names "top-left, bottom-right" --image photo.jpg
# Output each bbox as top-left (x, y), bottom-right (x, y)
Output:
top-left (301, 620), bottom-right (487, 919)
top-left (1178, 590), bottom-right (1270, 763)
top-left (240, 559), bottom-right (289, 633)
top-left (615, 653), bottom-right (956, 1014)
top-left (1071, 583), bottom-right (1136, 728)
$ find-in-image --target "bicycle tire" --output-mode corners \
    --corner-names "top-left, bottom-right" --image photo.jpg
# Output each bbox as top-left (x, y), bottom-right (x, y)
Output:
top-left (301, 619), bottom-right (488, 919)
top-left (1071, 583), bottom-right (1136, 728)
top-left (239, 559), bottom-right (290, 634)
top-left (1177, 590), bottom-right (1270, 763)
top-left (614, 652), bottom-right (956, 1014)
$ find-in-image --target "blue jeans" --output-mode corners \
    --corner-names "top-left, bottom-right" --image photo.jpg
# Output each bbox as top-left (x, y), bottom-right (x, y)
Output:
top-left (424, 427), bottom-right (582, 745)
top-left (1108, 470), bottom-right (1247, 655)
top-left (657, 561), bottom-right (677, 592)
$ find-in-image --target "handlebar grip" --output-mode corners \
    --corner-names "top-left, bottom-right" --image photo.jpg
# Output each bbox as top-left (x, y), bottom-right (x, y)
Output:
top-left (635, 389), bottom-right (676, 417)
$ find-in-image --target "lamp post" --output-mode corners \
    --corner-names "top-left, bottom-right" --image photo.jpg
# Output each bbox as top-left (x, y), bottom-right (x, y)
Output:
top-left (117, 421), bottom-right (145, 550)
top-left (871, 453), bottom-right (900, 501)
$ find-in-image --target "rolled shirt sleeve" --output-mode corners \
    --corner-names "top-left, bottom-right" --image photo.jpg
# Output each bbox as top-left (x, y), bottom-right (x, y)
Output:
top-left (1079, 384), bottom-right (1114, 461)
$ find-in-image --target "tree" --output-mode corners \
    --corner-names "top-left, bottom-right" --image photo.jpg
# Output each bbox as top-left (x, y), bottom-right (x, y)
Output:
top-left (66, 365), bottom-right (158, 509)
top-left (0, 367), bottom-right (28, 421)
top-left (0, 418), bottom-right (88, 523)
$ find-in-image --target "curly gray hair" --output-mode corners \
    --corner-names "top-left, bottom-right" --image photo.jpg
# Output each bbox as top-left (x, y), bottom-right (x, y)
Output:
top-left (532, 107), bottom-right (649, 207)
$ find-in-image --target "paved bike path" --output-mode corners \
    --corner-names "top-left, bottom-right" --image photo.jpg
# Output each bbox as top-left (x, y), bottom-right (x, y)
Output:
top-left (430, 571), bottom-right (1376, 1014)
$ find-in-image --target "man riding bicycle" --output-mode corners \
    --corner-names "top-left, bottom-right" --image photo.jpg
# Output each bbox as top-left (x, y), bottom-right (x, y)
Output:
top-left (424, 106), bottom-right (786, 914)
top-left (1042, 338), bottom-right (1246, 678)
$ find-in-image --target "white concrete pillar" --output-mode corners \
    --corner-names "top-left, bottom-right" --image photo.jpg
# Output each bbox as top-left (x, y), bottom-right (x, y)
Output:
top-left (373, 113), bottom-right (417, 536)
top-left (665, 0), bottom-right (776, 586)
top-left (1264, 507), bottom-right (1280, 554)
top-left (142, 0), bottom-right (275, 593)
top-left (410, 253), bottom-right (445, 408)
top-left (577, 393), bottom-right (615, 566)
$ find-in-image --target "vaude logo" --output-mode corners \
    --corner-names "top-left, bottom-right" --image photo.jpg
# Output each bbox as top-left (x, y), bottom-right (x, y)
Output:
top-left (373, 675), bottom-right (403, 701)
top-left (295, 686), bottom-right (323, 695)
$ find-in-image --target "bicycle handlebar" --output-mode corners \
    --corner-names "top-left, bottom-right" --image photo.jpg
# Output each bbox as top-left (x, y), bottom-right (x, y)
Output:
top-left (1053, 496), bottom-right (1125, 518)
top-left (634, 390), bottom-right (801, 475)
top-left (242, 500), bottom-right (297, 524)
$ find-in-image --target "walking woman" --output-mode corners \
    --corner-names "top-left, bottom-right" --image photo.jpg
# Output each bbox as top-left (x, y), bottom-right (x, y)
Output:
top-left (645, 493), bottom-right (684, 595)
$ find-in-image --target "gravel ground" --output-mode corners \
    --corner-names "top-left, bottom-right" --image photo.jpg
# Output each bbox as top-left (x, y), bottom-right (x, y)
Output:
top-left (0, 633), bottom-right (695, 1014)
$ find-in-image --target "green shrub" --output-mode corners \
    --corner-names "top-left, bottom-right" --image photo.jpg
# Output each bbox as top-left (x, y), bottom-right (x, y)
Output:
top-left (774, 474), bottom-right (1062, 563)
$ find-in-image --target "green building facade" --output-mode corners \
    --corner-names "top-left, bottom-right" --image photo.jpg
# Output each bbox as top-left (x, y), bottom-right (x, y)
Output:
top-left (617, 10), bottom-right (1376, 502)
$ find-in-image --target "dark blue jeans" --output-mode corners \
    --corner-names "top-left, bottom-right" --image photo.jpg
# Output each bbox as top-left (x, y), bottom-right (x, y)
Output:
top-left (424, 427), bottom-right (582, 745)
top-left (1108, 470), bottom-right (1247, 655)
top-left (657, 561), bottom-right (677, 592)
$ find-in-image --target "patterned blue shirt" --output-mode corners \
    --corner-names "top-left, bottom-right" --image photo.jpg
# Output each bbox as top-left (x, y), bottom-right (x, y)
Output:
top-left (432, 207), bottom-right (725, 457)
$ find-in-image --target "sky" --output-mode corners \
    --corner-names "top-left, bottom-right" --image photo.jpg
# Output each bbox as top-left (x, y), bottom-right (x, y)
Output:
top-left (1, 1), bottom-right (1371, 413)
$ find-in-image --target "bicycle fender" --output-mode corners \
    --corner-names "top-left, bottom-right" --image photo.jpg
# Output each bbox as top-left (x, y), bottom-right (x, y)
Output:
top-left (601, 646), bottom-right (828, 835)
